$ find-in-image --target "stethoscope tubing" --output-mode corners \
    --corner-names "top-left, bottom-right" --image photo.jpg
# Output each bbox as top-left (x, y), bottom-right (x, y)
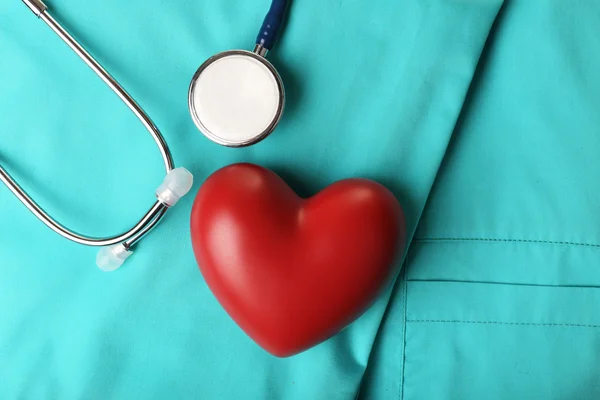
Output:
top-left (3, 0), bottom-right (290, 249)
top-left (1, 2), bottom-right (175, 249)
top-left (256, 0), bottom-right (289, 51)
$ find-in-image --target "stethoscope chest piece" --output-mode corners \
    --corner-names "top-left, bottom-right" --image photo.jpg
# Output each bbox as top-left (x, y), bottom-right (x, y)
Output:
top-left (188, 49), bottom-right (285, 147)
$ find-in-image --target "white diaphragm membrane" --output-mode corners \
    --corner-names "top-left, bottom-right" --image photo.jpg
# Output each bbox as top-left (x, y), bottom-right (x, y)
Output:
top-left (188, 51), bottom-right (284, 147)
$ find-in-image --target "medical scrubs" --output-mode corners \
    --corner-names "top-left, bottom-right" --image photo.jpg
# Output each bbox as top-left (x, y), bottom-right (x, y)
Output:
top-left (1, 0), bottom-right (599, 398)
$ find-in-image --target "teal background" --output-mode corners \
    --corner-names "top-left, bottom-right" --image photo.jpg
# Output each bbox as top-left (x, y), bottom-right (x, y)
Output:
top-left (362, 1), bottom-right (600, 399)
top-left (1, 0), bottom-right (599, 399)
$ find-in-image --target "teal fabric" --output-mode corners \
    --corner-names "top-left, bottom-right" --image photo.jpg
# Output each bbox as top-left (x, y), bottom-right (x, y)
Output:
top-left (1, 0), bottom-right (598, 399)
top-left (361, 1), bottom-right (600, 399)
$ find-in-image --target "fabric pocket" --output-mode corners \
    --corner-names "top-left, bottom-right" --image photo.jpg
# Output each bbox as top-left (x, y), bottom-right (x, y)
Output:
top-left (399, 239), bottom-right (600, 399)
top-left (404, 278), bottom-right (600, 400)
top-left (362, 0), bottom-right (600, 397)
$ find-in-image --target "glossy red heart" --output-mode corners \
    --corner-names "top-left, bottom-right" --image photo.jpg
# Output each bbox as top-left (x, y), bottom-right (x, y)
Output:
top-left (190, 163), bottom-right (405, 357)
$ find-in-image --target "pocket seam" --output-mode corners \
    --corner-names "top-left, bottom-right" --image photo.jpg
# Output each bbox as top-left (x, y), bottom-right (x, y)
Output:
top-left (399, 269), bottom-right (409, 400)
top-left (407, 279), bottom-right (600, 289)
top-left (408, 319), bottom-right (600, 328)
top-left (413, 237), bottom-right (600, 248)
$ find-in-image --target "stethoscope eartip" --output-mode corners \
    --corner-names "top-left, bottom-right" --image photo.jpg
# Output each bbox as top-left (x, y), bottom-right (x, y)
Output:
top-left (95, 167), bottom-right (194, 272)
top-left (96, 244), bottom-right (132, 272)
top-left (156, 167), bottom-right (194, 207)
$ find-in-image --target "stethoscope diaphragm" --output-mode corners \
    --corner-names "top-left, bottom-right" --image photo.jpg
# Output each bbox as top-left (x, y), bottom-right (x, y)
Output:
top-left (188, 49), bottom-right (285, 147)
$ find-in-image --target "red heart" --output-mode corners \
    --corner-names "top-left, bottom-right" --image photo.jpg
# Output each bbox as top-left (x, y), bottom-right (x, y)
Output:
top-left (190, 163), bottom-right (405, 357)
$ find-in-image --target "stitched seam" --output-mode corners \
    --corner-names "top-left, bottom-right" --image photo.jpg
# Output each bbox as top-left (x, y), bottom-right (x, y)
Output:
top-left (413, 237), bottom-right (600, 248)
top-left (408, 320), bottom-right (600, 328)
top-left (406, 279), bottom-right (600, 289)
top-left (399, 270), bottom-right (408, 400)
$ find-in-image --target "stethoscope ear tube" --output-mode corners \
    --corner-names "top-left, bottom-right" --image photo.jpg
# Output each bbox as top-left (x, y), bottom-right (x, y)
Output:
top-left (2, 1), bottom-right (194, 270)
top-left (8, 0), bottom-right (293, 269)
top-left (22, 0), bottom-right (47, 17)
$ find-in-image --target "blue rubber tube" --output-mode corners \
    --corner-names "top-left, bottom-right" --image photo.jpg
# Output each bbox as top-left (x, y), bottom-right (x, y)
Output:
top-left (255, 0), bottom-right (289, 50)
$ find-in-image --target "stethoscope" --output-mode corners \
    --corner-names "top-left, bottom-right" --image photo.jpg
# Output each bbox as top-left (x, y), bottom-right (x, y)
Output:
top-left (1, 0), bottom-right (289, 271)
top-left (189, 0), bottom-right (288, 147)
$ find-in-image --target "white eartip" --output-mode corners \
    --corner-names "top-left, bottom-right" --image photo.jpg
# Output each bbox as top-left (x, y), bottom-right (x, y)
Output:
top-left (156, 167), bottom-right (194, 207)
top-left (96, 243), bottom-right (132, 272)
